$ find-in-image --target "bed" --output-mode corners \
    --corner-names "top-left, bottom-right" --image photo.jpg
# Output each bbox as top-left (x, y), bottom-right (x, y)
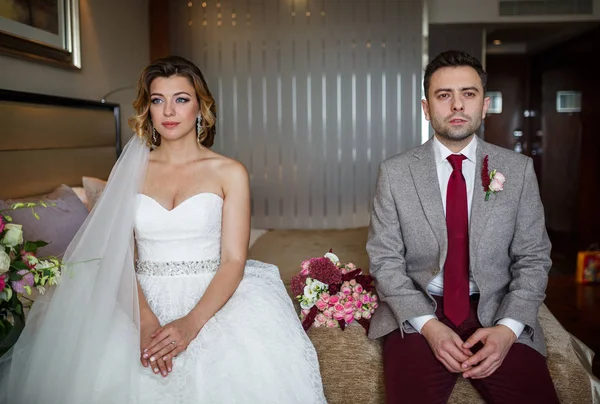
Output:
top-left (0, 89), bottom-right (120, 258)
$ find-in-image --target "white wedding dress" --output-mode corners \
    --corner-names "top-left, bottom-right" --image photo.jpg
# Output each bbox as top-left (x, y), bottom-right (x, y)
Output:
top-left (133, 192), bottom-right (326, 403)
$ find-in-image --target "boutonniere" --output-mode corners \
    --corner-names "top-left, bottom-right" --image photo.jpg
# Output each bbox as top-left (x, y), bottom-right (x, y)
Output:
top-left (481, 155), bottom-right (506, 201)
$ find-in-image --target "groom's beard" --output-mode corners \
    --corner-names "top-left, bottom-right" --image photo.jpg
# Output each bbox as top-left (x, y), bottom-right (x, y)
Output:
top-left (430, 113), bottom-right (482, 142)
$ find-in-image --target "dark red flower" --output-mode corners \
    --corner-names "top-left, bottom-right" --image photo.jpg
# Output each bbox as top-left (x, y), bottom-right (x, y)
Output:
top-left (482, 155), bottom-right (491, 191)
top-left (308, 257), bottom-right (342, 285)
top-left (291, 273), bottom-right (308, 297)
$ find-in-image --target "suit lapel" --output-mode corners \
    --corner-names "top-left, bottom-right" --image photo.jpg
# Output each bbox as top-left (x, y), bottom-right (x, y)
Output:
top-left (409, 140), bottom-right (448, 265)
top-left (469, 138), bottom-right (498, 263)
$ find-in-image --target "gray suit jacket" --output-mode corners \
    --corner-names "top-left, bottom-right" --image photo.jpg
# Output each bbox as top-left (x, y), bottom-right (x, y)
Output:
top-left (366, 136), bottom-right (551, 356)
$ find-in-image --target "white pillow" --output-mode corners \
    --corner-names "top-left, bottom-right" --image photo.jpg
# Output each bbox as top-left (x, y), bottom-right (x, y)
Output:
top-left (82, 176), bottom-right (107, 210)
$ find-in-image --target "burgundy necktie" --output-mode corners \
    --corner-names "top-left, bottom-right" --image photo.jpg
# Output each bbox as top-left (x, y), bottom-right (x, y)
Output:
top-left (444, 154), bottom-right (469, 327)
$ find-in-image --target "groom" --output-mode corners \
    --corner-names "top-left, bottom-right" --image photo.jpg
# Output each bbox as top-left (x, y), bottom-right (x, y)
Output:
top-left (367, 50), bottom-right (559, 403)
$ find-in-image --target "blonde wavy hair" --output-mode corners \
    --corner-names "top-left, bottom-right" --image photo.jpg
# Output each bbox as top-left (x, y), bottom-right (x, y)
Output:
top-left (128, 55), bottom-right (217, 148)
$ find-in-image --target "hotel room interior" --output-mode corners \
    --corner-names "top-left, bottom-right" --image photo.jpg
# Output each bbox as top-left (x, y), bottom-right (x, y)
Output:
top-left (1, 0), bottom-right (599, 402)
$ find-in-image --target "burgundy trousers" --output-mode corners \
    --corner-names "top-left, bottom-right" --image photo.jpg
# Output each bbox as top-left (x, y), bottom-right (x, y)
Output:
top-left (382, 296), bottom-right (559, 404)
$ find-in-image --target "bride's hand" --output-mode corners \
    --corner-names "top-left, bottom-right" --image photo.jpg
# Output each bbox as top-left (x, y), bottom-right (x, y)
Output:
top-left (142, 315), bottom-right (201, 366)
top-left (140, 313), bottom-right (172, 377)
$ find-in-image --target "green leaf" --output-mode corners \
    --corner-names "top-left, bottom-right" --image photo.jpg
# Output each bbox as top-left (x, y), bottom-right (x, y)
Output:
top-left (4, 215), bottom-right (12, 222)
top-left (0, 310), bottom-right (25, 357)
top-left (8, 272), bottom-right (22, 281)
top-left (34, 240), bottom-right (49, 248)
top-left (10, 261), bottom-right (27, 271)
top-left (24, 241), bottom-right (38, 254)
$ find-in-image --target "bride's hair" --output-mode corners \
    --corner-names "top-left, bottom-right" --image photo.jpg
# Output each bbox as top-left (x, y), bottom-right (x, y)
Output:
top-left (129, 55), bottom-right (217, 148)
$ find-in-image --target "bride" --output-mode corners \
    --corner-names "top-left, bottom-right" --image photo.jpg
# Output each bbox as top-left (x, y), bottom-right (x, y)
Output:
top-left (0, 56), bottom-right (326, 403)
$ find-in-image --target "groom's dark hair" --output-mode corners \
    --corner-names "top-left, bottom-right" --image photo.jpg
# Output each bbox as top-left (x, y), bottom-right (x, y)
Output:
top-left (423, 50), bottom-right (487, 99)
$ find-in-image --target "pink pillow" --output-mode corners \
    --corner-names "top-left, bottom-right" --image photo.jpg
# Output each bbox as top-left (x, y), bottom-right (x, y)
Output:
top-left (82, 176), bottom-right (107, 210)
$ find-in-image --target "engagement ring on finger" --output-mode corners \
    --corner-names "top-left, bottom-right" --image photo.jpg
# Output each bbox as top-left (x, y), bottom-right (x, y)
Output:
top-left (171, 340), bottom-right (176, 345)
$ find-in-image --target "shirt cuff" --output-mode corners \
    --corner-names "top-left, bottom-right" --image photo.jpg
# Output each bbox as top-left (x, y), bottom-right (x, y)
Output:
top-left (408, 315), bottom-right (437, 333)
top-left (496, 318), bottom-right (525, 339)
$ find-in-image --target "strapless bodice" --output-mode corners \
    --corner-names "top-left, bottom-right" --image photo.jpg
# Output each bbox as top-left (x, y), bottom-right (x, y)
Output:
top-left (134, 193), bottom-right (223, 262)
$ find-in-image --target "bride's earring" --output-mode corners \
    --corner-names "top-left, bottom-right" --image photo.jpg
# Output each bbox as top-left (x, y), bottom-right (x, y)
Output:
top-left (152, 126), bottom-right (159, 150)
top-left (196, 115), bottom-right (203, 147)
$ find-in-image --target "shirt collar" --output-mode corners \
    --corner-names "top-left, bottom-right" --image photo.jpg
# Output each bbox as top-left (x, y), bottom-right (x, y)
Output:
top-left (433, 135), bottom-right (478, 166)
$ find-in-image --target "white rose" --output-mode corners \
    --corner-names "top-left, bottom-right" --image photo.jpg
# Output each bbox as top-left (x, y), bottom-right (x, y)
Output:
top-left (300, 298), bottom-right (315, 310)
top-left (303, 285), bottom-right (318, 300)
top-left (310, 279), bottom-right (327, 292)
top-left (2, 224), bottom-right (23, 247)
top-left (324, 252), bottom-right (339, 264)
top-left (0, 250), bottom-right (10, 274)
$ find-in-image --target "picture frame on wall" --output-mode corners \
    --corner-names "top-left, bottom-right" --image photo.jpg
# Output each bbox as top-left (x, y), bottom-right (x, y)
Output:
top-left (0, 0), bottom-right (81, 70)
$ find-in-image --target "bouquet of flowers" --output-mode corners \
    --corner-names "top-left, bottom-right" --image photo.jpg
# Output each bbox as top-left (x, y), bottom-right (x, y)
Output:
top-left (291, 250), bottom-right (378, 332)
top-left (0, 202), bottom-right (62, 356)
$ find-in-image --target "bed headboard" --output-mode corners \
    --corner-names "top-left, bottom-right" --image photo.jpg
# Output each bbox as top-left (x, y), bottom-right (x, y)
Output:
top-left (0, 89), bottom-right (121, 199)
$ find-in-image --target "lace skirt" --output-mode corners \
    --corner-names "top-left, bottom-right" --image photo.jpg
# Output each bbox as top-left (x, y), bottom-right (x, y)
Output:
top-left (134, 259), bottom-right (326, 404)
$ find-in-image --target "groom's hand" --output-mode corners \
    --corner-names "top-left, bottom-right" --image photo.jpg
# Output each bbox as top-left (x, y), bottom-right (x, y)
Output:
top-left (460, 325), bottom-right (517, 379)
top-left (421, 319), bottom-right (474, 373)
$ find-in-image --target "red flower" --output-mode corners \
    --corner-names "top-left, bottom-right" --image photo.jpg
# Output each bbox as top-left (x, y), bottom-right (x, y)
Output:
top-left (0, 274), bottom-right (6, 293)
top-left (308, 257), bottom-right (342, 285)
top-left (481, 155), bottom-right (491, 191)
top-left (291, 273), bottom-right (308, 297)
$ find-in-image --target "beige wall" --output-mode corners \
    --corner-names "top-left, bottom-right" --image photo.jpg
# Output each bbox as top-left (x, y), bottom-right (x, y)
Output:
top-left (429, 0), bottom-right (600, 24)
top-left (0, 0), bottom-right (150, 146)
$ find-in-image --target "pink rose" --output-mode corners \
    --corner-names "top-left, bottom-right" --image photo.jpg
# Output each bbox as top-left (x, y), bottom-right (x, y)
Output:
top-left (344, 301), bottom-right (354, 309)
top-left (352, 292), bottom-right (360, 300)
top-left (301, 309), bottom-right (310, 317)
top-left (0, 274), bottom-right (6, 292)
top-left (371, 295), bottom-right (378, 302)
top-left (354, 300), bottom-right (362, 309)
top-left (301, 260), bottom-right (310, 271)
top-left (362, 310), bottom-right (372, 319)
top-left (329, 295), bottom-right (340, 305)
top-left (347, 263), bottom-right (356, 270)
top-left (326, 320), bottom-right (336, 327)
top-left (341, 286), bottom-right (352, 295)
top-left (315, 313), bottom-right (327, 325)
top-left (349, 279), bottom-right (357, 286)
top-left (333, 311), bottom-right (344, 321)
top-left (324, 308), bottom-right (334, 319)
top-left (320, 292), bottom-right (330, 303)
top-left (334, 303), bottom-right (345, 313)
top-left (489, 172), bottom-right (505, 192)
top-left (315, 299), bottom-right (327, 311)
top-left (361, 294), bottom-right (371, 304)
top-left (494, 172), bottom-right (506, 184)
top-left (372, 302), bottom-right (379, 309)
top-left (354, 284), bottom-right (364, 294)
top-left (344, 313), bottom-right (355, 323)
top-left (354, 311), bottom-right (362, 320)
top-left (489, 178), bottom-right (503, 192)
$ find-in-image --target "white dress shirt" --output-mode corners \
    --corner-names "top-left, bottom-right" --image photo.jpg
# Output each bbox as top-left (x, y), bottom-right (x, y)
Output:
top-left (408, 136), bottom-right (525, 338)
